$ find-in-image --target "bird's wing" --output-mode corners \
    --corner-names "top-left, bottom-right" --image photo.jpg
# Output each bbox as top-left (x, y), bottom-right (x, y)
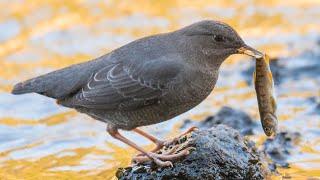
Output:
top-left (70, 58), bottom-right (182, 110)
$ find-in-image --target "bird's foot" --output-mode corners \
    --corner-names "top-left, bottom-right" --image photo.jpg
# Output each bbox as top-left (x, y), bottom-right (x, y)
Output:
top-left (134, 126), bottom-right (198, 158)
top-left (159, 126), bottom-right (198, 148)
top-left (132, 147), bottom-right (195, 167)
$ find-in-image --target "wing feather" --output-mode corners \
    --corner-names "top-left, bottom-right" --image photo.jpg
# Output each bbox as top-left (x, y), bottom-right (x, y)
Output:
top-left (69, 59), bottom-right (182, 110)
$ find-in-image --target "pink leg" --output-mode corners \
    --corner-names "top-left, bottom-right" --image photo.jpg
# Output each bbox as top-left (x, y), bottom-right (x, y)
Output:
top-left (132, 128), bottom-right (165, 152)
top-left (107, 124), bottom-right (173, 167)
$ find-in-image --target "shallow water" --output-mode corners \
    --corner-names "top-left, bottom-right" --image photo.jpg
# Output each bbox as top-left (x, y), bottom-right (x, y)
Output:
top-left (0, 1), bottom-right (319, 179)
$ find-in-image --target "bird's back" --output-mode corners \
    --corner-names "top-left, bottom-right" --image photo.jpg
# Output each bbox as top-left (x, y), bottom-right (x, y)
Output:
top-left (11, 32), bottom-right (174, 99)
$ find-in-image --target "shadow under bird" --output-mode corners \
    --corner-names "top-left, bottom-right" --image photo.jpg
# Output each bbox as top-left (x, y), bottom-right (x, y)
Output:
top-left (12, 20), bottom-right (263, 167)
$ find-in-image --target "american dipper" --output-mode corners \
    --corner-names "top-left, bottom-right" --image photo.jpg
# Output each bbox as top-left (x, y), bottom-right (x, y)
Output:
top-left (12, 20), bottom-right (263, 167)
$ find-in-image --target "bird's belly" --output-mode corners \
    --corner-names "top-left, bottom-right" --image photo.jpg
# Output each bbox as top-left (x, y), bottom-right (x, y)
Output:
top-left (101, 99), bottom-right (203, 130)
top-left (106, 84), bottom-right (215, 130)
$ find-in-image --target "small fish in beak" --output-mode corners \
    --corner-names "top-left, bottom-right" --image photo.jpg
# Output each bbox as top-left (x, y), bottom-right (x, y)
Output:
top-left (253, 54), bottom-right (278, 137)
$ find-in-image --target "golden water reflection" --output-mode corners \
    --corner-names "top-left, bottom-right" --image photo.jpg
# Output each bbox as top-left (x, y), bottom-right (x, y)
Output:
top-left (0, 0), bottom-right (319, 179)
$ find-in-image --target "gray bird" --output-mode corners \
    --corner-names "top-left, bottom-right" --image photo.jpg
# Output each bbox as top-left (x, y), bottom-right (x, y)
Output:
top-left (12, 20), bottom-right (263, 167)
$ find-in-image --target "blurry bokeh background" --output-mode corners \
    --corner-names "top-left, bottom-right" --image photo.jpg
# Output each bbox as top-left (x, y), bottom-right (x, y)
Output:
top-left (0, 0), bottom-right (319, 179)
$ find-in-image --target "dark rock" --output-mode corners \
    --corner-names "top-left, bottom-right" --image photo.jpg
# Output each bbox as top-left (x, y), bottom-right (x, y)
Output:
top-left (116, 125), bottom-right (269, 180)
top-left (262, 131), bottom-right (301, 168)
top-left (181, 106), bottom-right (256, 135)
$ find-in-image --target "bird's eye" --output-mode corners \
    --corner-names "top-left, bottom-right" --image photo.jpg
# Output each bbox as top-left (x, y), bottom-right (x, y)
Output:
top-left (213, 35), bottom-right (225, 42)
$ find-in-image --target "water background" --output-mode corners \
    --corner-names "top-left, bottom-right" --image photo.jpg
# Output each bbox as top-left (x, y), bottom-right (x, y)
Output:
top-left (0, 1), bottom-right (319, 179)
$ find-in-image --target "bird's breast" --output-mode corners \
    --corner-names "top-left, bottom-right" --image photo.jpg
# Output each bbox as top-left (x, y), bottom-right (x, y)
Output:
top-left (164, 69), bottom-right (219, 110)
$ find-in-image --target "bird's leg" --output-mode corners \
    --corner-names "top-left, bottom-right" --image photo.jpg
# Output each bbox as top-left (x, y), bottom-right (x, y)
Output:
top-left (132, 128), bottom-right (165, 153)
top-left (106, 124), bottom-right (172, 167)
top-left (131, 126), bottom-right (199, 163)
top-left (132, 126), bottom-right (198, 163)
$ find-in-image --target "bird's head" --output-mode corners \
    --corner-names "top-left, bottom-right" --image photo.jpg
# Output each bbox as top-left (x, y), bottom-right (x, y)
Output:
top-left (180, 20), bottom-right (263, 61)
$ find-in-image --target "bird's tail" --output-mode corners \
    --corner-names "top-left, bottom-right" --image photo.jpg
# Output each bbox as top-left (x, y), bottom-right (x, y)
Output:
top-left (12, 77), bottom-right (44, 95)
top-left (11, 66), bottom-right (82, 99)
top-left (11, 59), bottom-right (102, 99)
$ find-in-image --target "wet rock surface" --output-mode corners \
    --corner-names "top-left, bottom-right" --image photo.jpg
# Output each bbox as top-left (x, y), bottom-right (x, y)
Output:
top-left (181, 106), bottom-right (256, 135)
top-left (116, 125), bottom-right (269, 180)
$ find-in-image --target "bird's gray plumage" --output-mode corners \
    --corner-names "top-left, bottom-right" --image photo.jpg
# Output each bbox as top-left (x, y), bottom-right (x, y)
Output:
top-left (12, 20), bottom-right (247, 130)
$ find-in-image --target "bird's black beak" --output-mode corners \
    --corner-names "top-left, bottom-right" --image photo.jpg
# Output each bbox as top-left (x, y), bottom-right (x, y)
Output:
top-left (237, 45), bottom-right (263, 58)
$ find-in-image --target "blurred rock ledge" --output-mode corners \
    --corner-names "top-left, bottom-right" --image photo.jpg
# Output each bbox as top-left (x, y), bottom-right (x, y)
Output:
top-left (262, 131), bottom-right (301, 170)
top-left (181, 106), bottom-right (256, 136)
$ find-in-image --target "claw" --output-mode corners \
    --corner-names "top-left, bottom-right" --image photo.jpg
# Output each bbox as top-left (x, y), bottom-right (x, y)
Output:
top-left (152, 157), bottom-right (173, 167)
top-left (162, 161), bottom-right (173, 168)
top-left (189, 126), bottom-right (199, 131)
